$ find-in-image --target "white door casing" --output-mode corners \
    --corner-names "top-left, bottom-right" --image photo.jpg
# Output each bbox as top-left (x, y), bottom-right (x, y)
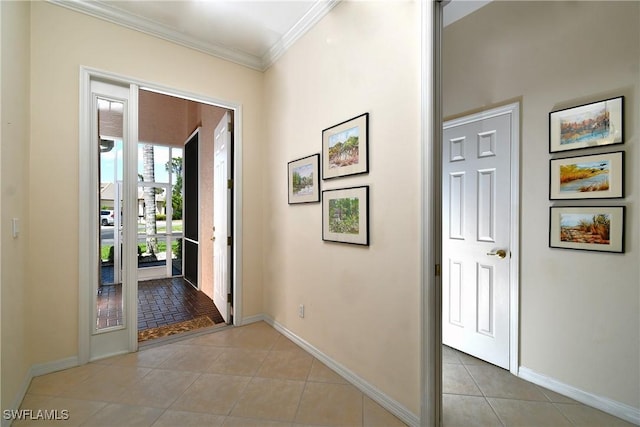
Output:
top-left (442, 103), bottom-right (519, 371)
top-left (80, 67), bottom-right (244, 364)
top-left (213, 112), bottom-right (231, 323)
top-left (83, 78), bottom-right (139, 361)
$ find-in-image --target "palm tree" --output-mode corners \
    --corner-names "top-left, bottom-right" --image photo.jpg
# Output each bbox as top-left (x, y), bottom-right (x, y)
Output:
top-left (142, 144), bottom-right (158, 255)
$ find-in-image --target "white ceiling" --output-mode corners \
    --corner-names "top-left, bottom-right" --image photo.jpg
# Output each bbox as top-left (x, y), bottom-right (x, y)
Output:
top-left (50, 0), bottom-right (488, 72)
top-left (50, 0), bottom-right (339, 71)
top-left (443, 0), bottom-right (493, 27)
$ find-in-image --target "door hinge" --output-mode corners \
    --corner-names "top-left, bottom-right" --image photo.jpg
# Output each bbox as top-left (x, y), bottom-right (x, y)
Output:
top-left (227, 293), bottom-right (232, 303)
top-left (227, 236), bottom-right (232, 246)
top-left (435, 264), bottom-right (441, 277)
top-left (227, 179), bottom-right (233, 189)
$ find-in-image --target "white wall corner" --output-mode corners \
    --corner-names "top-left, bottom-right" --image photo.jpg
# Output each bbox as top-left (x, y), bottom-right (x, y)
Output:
top-left (518, 367), bottom-right (640, 426)
top-left (263, 315), bottom-right (420, 427)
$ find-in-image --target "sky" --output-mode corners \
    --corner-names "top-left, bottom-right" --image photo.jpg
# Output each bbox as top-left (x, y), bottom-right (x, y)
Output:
top-left (101, 141), bottom-right (182, 184)
top-left (328, 126), bottom-right (359, 148)
top-left (560, 213), bottom-right (608, 227)
top-left (293, 163), bottom-right (313, 178)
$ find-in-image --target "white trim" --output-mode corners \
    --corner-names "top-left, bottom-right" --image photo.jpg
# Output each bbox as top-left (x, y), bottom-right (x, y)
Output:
top-left (518, 367), bottom-right (640, 426)
top-left (48, 0), bottom-right (263, 71)
top-left (262, 0), bottom-right (340, 70)
top-left (126, 83), bottom-right (140, 352)
top-left (263, 316), bottom-right (420, 427)
top-left (442, 101), bottom-right (520, 376)
top-left (238, 313), bottom-right (266, 326)
top-left (231, 107), bottom-right (243, 326)
top-left (422, 1), bottom-right (440, 426)
top-left (48, 0), bottom-right (338, 72)
top-left (3, 356), bottom-right (79, 427)
top-left (78, 66), bottom-right (244, 359)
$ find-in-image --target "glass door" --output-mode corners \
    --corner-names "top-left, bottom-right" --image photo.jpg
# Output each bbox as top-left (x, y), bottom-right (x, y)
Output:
top-left (88, 78), bottom-right (138, 360)
top-left (136, 144), bottom-right (183, 280)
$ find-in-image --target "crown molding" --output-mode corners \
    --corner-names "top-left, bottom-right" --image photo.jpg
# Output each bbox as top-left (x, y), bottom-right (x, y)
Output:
top-left (48, 0), bottom-right (339, 72)
top-left (49, 0), bottom-right (264, 71)
top-left (262, 0), bottom-right (340, 70)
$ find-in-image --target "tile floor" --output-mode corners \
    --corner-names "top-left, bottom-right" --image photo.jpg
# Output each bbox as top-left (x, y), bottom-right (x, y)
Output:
top-left (16, 322), bottom-right (405, 427)
top-left (96, 278), bottom-right (225, 332)
top-left (442, 345), bottom-right (636, 427)
top-left (14, 323), bottom-right (635, 427)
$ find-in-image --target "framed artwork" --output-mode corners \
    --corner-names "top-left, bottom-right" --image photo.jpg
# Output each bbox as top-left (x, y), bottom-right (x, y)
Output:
top-left (322, 113), bottom-right (369, 180)
top-left (288, 154), bottom-right (320, 204)
top-left (549, 96), bottom-right (623, 153)
top-left (549, 151), bottom-right (624, 200)
top-left (322, 186), bottom-right (369, 246)
top-left (549, 206), bottom-right (624, 253)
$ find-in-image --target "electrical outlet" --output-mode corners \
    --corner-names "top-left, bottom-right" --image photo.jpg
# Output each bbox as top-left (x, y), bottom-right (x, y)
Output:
top-left (298, 304), bottom-right (305, 318)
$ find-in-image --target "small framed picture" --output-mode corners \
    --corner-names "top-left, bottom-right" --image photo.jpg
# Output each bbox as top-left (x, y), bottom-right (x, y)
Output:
top-left (322, 186), bottom-right (369, 246)
top-left (322, 113), bottom-right (369, 180)
top-left (549, 96), bottom-right (623, 153)
top-left (287, 154), bottom-right (320, 204)
top-left (549, 206), bottom-right (624, 253)
top-left (549, 151), bottom-right (624, 200)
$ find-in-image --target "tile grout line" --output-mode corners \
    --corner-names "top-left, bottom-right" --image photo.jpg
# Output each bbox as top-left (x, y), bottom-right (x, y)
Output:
top-left (462, 360), bottom-right (506, 427)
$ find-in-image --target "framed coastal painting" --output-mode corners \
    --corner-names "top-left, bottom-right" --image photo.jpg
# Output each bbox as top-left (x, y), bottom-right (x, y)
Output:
top-left (287, 154), bottom-right (320, 204)
top-left (549, 96), bottom-right (623, 153)
top-left (322, 186), bottom-right (369, 246)
top-left (549, 206), bottom-right (624, 253)
top-left (549, 151), bottom-right (624, 200)
top-left (322, 113), bottom-right (369, 180)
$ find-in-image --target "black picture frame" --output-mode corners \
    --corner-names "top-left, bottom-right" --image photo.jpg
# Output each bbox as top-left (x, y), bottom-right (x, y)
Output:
top-left (549, 206), bottom-right (625, 253)
top-left (322, 113), bottom-right (369, 180)
top-left (549, 96), bottom-right (623, 153)
top-left (322, 186), bottom-right (369, 246)
top-left (549, 151), bottom-right (624, 200)
top-left (287, 153), bottom-right (321, 204)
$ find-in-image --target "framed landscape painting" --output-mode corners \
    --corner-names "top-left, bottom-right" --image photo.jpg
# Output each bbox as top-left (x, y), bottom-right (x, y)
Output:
top-left (549, 151), bottom-right (624, 200)
top-left (288, 154), bottom-right (320, 204)
top-left (549, 96), bottom-right (623, 153)
top-left (322, 186), bottom-right (369, 246)
top-left (549, 206), bottom-right (624, 253)
top-left (322, 113), bottom-right (369, 180)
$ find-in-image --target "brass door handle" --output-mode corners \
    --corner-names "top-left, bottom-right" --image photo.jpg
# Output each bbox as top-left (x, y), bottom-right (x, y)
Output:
top-left (487, 249), bottom-right (507, 259)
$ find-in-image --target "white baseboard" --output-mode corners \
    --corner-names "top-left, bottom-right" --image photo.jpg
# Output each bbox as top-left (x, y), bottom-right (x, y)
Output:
top-left (518, 367), bottom-right (640, 426)
top-left (3, 356), bottom-right (79, 427)
top-left (263, 315), bottom-right (420, 427)
top-left (238, 313), bottom-right (266, 326)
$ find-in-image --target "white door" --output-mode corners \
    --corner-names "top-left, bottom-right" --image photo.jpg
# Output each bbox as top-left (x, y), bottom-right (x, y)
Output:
top-left (442, 104), bottom-right (518, 369)
top-left (213, 112), bottom-right (232, 323)
top-left (89, 78), bottom-right (139, 360)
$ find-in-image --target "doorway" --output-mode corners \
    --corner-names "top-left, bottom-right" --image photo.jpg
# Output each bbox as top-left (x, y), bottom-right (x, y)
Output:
top-left (79, 68), bottom-right (243, 363)
top-left (441, 103), bottom-right (520, 371)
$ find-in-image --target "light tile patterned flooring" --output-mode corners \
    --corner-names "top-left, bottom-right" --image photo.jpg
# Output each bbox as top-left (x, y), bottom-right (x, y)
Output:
top-left (17, 322), bottom-right (405, 427)
top-left (15, 322), bottom-right (635, 427)
top-left (442, 345), bottom-right (635, 427)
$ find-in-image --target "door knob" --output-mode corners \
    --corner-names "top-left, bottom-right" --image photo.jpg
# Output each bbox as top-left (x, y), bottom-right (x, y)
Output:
top-left (211, 236), bottom-right (215, 241)
top-left (487, 249), bottom-right (507, 259)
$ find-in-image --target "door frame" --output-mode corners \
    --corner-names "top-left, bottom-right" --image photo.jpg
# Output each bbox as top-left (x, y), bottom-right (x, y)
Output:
top-left (442, 102), bottom-right (521, 374)
top-left (78, 66), bottom-right (244, 364)
top-left (182, 127), bottom-right (201, 290)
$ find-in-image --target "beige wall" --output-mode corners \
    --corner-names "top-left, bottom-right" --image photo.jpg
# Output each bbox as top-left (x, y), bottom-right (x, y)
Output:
top-left (27, 1), bottom-right (264, 368)
top-left (1, 0), bottom-right (30, 412)
top-left (264, 1), bottom-right (422, 413)
top-left (444, 1), bottom-right (639, 408)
